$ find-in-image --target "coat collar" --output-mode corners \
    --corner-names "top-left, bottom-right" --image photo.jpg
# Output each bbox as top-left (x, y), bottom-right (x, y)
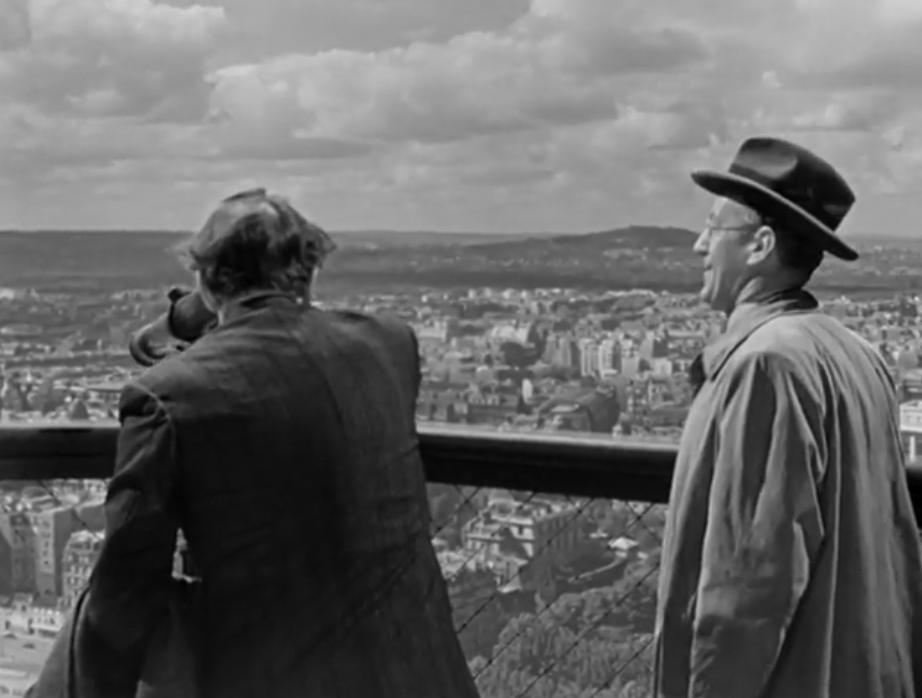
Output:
top-left (690, 287), bottom-right (818, 391)
top-left (221, 290), bottom-right (306, 324)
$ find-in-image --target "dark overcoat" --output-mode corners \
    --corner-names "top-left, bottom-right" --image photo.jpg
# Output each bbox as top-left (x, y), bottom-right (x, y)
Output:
top-left (29, 292), bottom-right (479, 698)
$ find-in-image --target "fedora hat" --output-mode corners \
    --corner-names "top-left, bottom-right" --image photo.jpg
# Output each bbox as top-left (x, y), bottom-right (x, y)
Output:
top-left (691, 136), bottom-right (858, 261)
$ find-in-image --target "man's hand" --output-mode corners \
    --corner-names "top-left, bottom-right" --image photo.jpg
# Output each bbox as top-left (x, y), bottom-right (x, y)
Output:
top-left (129, 318), bottom-right (188, 367)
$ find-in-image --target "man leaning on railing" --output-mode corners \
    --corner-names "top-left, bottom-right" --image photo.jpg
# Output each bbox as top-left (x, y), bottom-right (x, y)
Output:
top-left (27, 189), bottom-right (481, 698)
top-left (654, 137), bottom-right (922, 698)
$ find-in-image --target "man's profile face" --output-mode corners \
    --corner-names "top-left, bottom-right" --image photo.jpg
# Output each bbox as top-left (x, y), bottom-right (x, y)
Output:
top-left (692, 197), bottom-right (759, 313)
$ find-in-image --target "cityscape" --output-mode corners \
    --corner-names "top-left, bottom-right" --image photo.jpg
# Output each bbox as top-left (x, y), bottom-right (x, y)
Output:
top-left (0, 241), bottom-right (919, 694)
top-left (6, 0), bottom-right (922, 692)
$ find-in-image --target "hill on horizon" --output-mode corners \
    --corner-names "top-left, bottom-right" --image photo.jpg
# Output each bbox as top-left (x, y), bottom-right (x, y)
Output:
top-left (0, 225), bottom-right (916, 296)
top-left (467, 225), bottom-right (694, 254)
top-left (1, 225), bottom-right (901, 243)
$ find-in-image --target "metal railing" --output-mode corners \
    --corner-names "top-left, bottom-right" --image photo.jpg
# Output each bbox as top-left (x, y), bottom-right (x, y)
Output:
top-left (0, 421), bottom-right (672, 494)
top-left (1, 420), bottom-right (919, 510)
top-left (0, 423), bottom-right (919, 698)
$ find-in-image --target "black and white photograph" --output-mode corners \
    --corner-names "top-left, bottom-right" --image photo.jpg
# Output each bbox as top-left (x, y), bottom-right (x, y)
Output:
top-left (0, 0), bottom-right (921, 696)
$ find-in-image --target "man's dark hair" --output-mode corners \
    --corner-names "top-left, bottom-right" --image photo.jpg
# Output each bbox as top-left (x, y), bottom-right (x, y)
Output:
top-left (180, 189), bottom-right (337, 300)
top-left (762, 215), bottom-right (825, 278)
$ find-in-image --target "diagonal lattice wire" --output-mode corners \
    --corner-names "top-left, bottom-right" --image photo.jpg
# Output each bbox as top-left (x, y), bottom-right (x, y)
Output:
top-left (609, 502), bottom-right (659, 545)
top-left (430, 484), bottom-right (484, 542)
top-left (282, 486), bottom-right (537, 654)
top-left (456, 491), bottom-right (589, 634)
top-left (472, 499), bottom-right (658, 682)
top-left (479, 497), bottom-right (656, 634)
top-left (509, 559), bottom-right (660, 698)
top-left (445, 490), bottom-right (542, 586)
top-left (36, 479), bottom-right (99, 532)
top-left (318, 484), bottom-right (496, 633)
top-left (622, 502), bottom-right (663, 544)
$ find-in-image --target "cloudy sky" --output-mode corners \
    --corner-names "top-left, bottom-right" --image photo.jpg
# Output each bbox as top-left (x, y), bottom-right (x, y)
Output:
top-left (1, 0), bottom-right (922, 236)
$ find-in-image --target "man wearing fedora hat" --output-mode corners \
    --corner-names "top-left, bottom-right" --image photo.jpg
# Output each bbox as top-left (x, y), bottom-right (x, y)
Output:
top-left (653, 137), bottom-right (922, 697)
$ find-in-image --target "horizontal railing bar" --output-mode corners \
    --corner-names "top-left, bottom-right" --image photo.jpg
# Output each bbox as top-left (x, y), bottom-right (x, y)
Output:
top-left (0, 423), bottom-right (919, 520)
top-left (417, 426), bottom-right (676, 502)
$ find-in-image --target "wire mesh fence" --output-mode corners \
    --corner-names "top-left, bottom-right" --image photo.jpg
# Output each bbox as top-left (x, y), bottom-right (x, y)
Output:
top-left (428, 483), bottom-right (664, 698)
top-left (0, 478), bottom-right (664, 697)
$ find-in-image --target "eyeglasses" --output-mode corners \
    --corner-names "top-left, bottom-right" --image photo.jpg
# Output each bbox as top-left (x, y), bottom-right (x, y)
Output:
top-left (701, 216), bottom-right (772, 237)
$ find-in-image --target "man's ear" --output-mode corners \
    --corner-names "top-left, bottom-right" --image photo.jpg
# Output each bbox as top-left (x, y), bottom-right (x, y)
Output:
top-left (195, 272), bottom-right (220, 313)
top-left (746, 225), bottom-right (777, 265)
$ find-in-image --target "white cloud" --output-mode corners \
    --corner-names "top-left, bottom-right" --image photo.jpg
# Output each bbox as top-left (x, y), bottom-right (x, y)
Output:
top-left (795, 0), bottom-right (922, 24)
top-left (204, 0), bottom-right (712, 158)
top-left (877, 0), bottom-right (922, 22)
top-left (4, 0), bottom-right (922, 234)
top-left (0, 0), bottom-right (30, 50)
top-left (788, 92), bottom-right (899, 133)
top-left (0, 0), bottom-right (226, 120)
top-left (173, 0), bottom-right (530, 58)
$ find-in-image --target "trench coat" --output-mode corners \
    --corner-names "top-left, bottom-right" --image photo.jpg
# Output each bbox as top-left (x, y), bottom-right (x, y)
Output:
top-left (654, 288), bottom-right (922, 698)
top-left (28, 292), bottom-right (479, 698)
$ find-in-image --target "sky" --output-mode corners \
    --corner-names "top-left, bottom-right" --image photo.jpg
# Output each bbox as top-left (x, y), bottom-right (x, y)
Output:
top-left (2, 0), bottom-right (922, 236)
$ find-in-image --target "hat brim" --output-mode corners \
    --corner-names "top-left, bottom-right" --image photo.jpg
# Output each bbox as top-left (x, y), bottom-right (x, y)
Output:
top-left (691, 170), bottom-right (859, 261)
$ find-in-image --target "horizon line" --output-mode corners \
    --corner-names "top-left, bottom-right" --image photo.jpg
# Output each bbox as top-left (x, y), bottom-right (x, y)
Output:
top-left (0, 226), bottom-right (902, 240)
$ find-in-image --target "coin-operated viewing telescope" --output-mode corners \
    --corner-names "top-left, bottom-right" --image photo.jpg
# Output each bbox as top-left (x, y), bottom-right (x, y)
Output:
top-left (128, 287), bottom-right (217, 367)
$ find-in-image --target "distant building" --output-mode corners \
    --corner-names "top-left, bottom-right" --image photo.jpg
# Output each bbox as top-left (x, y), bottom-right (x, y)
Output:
top-left (31, 597), bottom-right (66, 637)
top-left (461, 495), bottom-right (587, 595)
top-left (62, 530), bottom-right (105, 610)
top-left (0, 376), bottom-right (29, 414)
top-left (607, 536), bottom-right (641, 559)
top-left (900, 400), bottom-right (922, 464)
top-left (537, 387), bottom-right (620, 433)
top-left (415, 319), bottom-right (460, 344)
top-left (0, 511), bottom-right (36, 594)
top-left (488, 322), bottom-right (534, 347)
top-left (902, 369), bottom-right (922, 401)
top-left (5, 593), bottom-right (34, 634)
top-left (0, 325), bottom-right (43, 339)
top-left (30, 499), bottom-right (104, 599)
top-left (66, 396), bottom-right (90, 421)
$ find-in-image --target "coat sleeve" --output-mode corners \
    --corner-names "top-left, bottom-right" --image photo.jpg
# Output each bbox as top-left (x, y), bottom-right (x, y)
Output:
top-left (77, 381), bottom-right (181, 695)
top-left (689, 352), bottom-right (826, 698)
